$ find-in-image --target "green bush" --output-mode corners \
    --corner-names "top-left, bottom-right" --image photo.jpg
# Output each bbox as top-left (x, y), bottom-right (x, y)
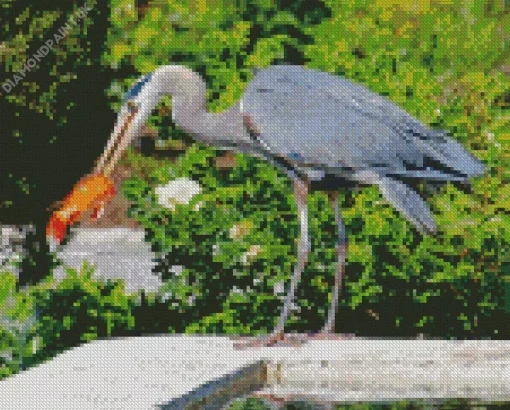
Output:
top-left (123, 147), bottom-right (299, 334)
top-left (30, 262), bottom-right (135, 361)
top-left (0, 263), bottom-right (139, 379)
top-left (229, 397), bottom-right (507, 409)
top-left (0, 272), bottom-right (37, 378)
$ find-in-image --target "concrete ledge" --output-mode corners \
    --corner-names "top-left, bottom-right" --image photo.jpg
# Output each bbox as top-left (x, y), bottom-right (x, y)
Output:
top-left (0, 335), bottom-right (509, 409)
top-left (258, 338), bottom-right (510, 403)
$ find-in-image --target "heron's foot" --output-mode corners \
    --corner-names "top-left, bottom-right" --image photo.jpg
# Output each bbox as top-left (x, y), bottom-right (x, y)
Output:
top-left (232, 332), bottom-right (308, 349)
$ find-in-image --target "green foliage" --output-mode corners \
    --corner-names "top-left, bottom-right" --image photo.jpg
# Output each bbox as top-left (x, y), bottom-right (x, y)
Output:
top-left (0, 272), bottom-right (37, 378)
top-left (228, 397), bottom-right (493, 409)
top-left (1, 263), bottom-right (135, 380)
top-left (1, 260), bottom-right (219, 380)
top-left (30, 262), bottom-right (135, 360)
top-left (124, 147), bottom-right (298, 334)
top-left (103, 0), bottom-right (329, 112)
top-left (0, 263), bottom-right (148, 380)
top-left (228, 397), bottom-right (271, 410)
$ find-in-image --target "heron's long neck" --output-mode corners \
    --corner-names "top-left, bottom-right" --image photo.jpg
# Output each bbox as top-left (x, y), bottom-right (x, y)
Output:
top-left (159, 71), bottom-right (249, 147)
top-left (168, 75), bottom-right (208, 128)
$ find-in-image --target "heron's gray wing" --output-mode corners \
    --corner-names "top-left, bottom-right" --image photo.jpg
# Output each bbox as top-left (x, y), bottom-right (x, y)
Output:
top-left (379, 176), bottom-right (437, 233)
top-left (240, 65), bottom-right (484, 180)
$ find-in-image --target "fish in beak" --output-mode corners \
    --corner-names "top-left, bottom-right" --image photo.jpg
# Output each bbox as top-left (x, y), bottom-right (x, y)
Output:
top-left (46, 174), bottom-right (115, 248)
top-left (46, 103), bottom-right (141, 248)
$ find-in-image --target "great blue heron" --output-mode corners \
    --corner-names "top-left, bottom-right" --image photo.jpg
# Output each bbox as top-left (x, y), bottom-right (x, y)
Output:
top-left (47, 65), bottom-right (485, 345)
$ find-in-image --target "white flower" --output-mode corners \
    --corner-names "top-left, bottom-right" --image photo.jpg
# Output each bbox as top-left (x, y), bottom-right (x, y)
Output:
top-left (240, 245), bottom-right (263, 265)
top-left (229, 220), bottom-right (254, 240)
top-left (273, 280), bottom-right (285, 297)
top-left (170, 265), bottom-right (184, 276)
top-left (230, 286), bottom-right (244, 296)
top-left (486, 131), bottom-right (501, 148)
top-left (155, 177), bottom-right (202, 211)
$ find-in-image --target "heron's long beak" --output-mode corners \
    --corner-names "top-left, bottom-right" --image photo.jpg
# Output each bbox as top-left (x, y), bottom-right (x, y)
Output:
top-left (46, 106), bottom-right (139, 248)
top-left (94, 105), bottom-right (139, 176)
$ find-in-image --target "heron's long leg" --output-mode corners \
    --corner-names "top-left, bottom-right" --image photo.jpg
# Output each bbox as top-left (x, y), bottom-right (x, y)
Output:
top-left (321, 192), bottom-right (347, 334)
top-left (270, 178), bottom-right (310, 338)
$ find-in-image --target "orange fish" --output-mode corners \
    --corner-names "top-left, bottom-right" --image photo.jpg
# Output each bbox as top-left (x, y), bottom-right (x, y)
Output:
top-left (46, 174), bottom-right (115, 246)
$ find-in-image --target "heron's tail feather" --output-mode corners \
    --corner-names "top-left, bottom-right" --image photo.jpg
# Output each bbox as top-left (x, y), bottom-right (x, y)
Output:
top-left (418, 132), bottom-right (485, 177)
top-left (378, 176), bottom-right (437, 234)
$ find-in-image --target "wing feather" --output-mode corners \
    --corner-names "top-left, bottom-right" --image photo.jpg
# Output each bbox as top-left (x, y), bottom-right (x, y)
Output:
top-left (240, 65), bottom-right (484, 180)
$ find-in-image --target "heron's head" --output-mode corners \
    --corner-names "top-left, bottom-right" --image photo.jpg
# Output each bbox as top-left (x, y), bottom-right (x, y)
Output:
top-left (95, 66), bottom-right (206, 175)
